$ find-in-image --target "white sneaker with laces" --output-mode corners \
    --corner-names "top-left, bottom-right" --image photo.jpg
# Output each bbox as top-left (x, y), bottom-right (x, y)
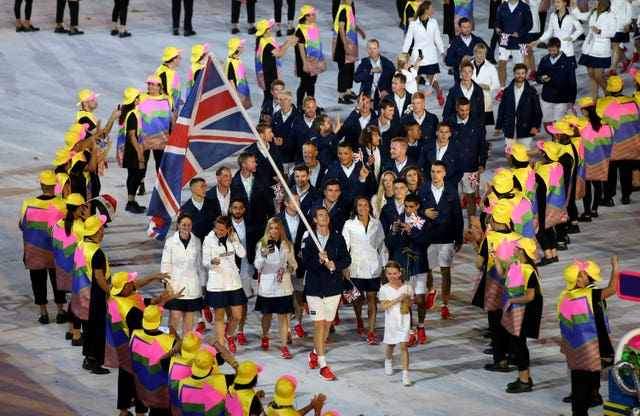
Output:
top-left (402, 371), bottom-right (412, 386)
top-left (385, 359), bottom-right (393, 375)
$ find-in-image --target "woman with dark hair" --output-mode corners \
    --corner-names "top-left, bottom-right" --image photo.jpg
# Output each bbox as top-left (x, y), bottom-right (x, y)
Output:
top-left (255, 19), bottom-right (296, 108)
top-left (492, 238), bottom-right (543, 393)
top-left (161, 211), bottom-right (206, 336)
top-left (531, 0), bottom-right (584, 64)
top-left (359, 125), bottom-right (384, 182)
top-left (156, 46), bottom-right (183, 112)
top-left (333, 0), bottom-right (366, 104)
top-left (116, 88), bottom-right (146, 214)
top-left (294, 5), bottom-right (326, 107)
top-left (342, 196), bottom-right (385, 344)
top-left (402, 165), bottom-right (425, 194)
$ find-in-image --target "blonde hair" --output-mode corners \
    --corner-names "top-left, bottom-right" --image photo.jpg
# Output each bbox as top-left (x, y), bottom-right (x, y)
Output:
top-left (258, 217), bottom-right (293, 251)
top-left (373, 171), bottom-right (397, 217)
top-left (396, 52), bottom-right (411, 73)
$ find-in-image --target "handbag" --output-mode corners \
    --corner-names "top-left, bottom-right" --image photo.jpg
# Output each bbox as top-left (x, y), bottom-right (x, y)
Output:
top-left (342, 279), bottom-right (361, 304)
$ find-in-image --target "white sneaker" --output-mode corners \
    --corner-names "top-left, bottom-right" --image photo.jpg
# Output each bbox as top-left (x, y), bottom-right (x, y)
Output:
top-left (385, 359), bottom-right (393, 375)
top-left (402, 372), bottom-right (412, 386)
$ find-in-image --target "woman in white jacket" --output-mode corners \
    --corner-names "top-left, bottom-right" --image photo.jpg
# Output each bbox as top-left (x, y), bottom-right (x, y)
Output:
top-left (607, 0), bottom-right (633, 76)
top-left (401, 1), bottom-right (445, 107)
top-left (342, 196), bottom-right (386, 345)
top-left (161, 212), bottom-right (207, 336)
top-left (531, 0), bottom-right (584, 63)
top-left (254, 217), bottom-right (297, 359)
top-left (202, 215), bottom-right (246, 351)
top-left (572, 0), bottom-right (617, 98)
top-left (471, 43), bottom-right (501, 126)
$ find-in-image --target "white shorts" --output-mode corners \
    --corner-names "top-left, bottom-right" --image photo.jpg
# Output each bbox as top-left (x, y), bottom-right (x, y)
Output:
top-left (307, 294), bottom-right (341, 322)
top-left (407, 273), bottom-right (427, 295)
top-left (498, 47), bottom-right (525, 64)
top-left (291, 273), bottom-right (305, 292)
top-left (542, 100), bottom-right (568, 123)
top-left (460, 171), bottom-right (480, 194)
top-left (427, 243), bottom-right (455, 268)
top-left (505, 137), bottom-right (532, 152)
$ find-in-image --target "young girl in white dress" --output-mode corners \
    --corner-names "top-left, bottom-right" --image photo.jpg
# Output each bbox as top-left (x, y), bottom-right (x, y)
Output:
top-left (379, 261), bottom-right (414, 386)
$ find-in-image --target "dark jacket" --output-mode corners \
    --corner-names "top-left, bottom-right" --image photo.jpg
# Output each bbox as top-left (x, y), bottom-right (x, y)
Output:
top-left (444, 34), bottom-right (494, 80)
top-left (379, 199), bottom-right (404, 234)
top-left (271, 107), bottom-right (300, 163)
top-left (401, 111), bottom-right (439, 143)
top-left (302, 230), bottom-right (351, 297)
top-left (392, 92), bottom-right (413, 122)
top-left (246, 142), bottom-right (284, 186)
top-left (495, 1), bottom-right (533, 50)
top-left (288, 116), bottom-right (316, 163)
top-left (323, 160), bottom-right (377, 207)
top-left (495, 80), bottom-right (542, 139)
top-left (230, 172), bottom-right (275, 231)
top-left (442, 81), bottom-right (486, 123)
top-left (277, 210), bottom-right (308, 279)
top-left (384, 212), bottom-right (430, 275)
top-left (416, 182), bottom-right (464, 245)
top-left (338, 110), bottom-right (378, 150)
top-left (309, 132), bottom-right (339, 168)
top-left (535, 52), bottom-right (577, 104)
top-left (353, 55), bottom-right (396, 106)
top-left (308, 199), bottom-right (349, 232)
top-left (180, 197), bottom-right (220, 242)
top-left (375, 118), bottom-right (403, 158)
top-left (417, 140), bottom-right (463, 185)
top-left (448, 117), bottom-right (487, 172)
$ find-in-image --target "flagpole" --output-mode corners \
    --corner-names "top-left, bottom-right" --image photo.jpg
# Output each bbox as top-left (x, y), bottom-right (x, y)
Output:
top-left (210, 53), bottom-right (323, 252)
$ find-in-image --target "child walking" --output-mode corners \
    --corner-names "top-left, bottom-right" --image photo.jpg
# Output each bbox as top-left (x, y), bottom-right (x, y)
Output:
top-left (379, 261), bottom-right (413, 386)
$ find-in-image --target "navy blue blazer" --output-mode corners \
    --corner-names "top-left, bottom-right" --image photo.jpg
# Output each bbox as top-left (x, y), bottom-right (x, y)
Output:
top-left (180, 197), bottom-right (220, 242)
top-left (401, 111), bottom-right (439, 143)
top-left (283, 182), bottom-right (323, 216)
top-left (271, 107), bottom-right (299, 164)
top-left (246, 142), bottom-right (284, 186)
top-left (288, 116), bottom-right (316, 163)
top-left (384, 212), bottom-right (430, 275)
top-left (495, 1), bottom-right (533, 49)
top-left (445, 34), bottom-right (494, 80)
top-left (338, 110), bottom-right (378, 150)
top-left (392, 92), bottom-right (413, 122)
top-left (381, 158), bottom-right (418, 179)
top-left (495, 80), bottom-right (542, 139)
top-left (230, 172), bottom-right (275, 231)
top-left (379, 199), bottom-right (403, 235)
top-left (302, 230), bottom-right (352, 298)
top-left (323, 160), bottom-right (377, 207)
top-left (353, 55), bottom-right (396, 106)
top-left (374, 118), bottom-right (403, 158)
top-left (416, 182), bottom-right (464, 246)
top-left (277, 210), bottom-right (308, 278)
top-left (308, 199), bottom-right (349, 232)
top-left (442, 81), bottom-right (486, 123)
top-left (417, 140), bottom-right (463, 185)
top-left (535, 52), bottom-right (577, 104)
top-left (309, 132), bottom-right (339, 168)
top-left (447, 117), bottom-right (487, 172)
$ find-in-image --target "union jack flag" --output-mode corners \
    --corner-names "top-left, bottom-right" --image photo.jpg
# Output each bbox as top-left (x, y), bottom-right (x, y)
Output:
top-left (353, 148), bottom-right (365, 163)
top-left (468, 172), bottom-right (479, 188)
top-left (519, 44), bottom-right (528, 56)
top-left (271, 183), bottom-right (284, 200)
top-left (147, 55), bottom-right (258, 239)
top-left (500, 33), bottom-right (509, 47)
top-left (407, 213), bottom-right (425, 230)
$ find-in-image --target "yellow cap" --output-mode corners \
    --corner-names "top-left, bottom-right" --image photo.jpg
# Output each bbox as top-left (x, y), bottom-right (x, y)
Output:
top-left (563, 263), bottom-right (579, 289)
top-left (234, 361), bottom-right (262, 384)
top-left (578, 96), bottom-right (595, 108)
top-left (506, 143), bottom-right (529, 163)
top-left (39, 170), bottom-right (58, 186)
top-left (56, 172), bottom-right (70, 189)
top-left (191, 44), bottom-right (210, 63)
top-left (606, 76), bottom-right (624, 93)
top-left (492, 169), bottom-right (514, 194)
top-left (537, 140), bottom-right (559, 162)
top-left (191, 349), bottom-right (214, 378)
top-left (227, 38), bottom-right (247, 56)
top-left (84, 214), bottom-right (107, 236)
top-left (76, 89), bottom-right (100, 106)
top-left (53, 147), bottom-right (73, 166)
top-left (66, 193), bottom-right (85, 207)
top-left (161, 46), bottom-right (184, 62)
top-left (516, 238), bottom-right (537, 260)
top-left (110, 271), bottom-right (137, 296)
top-left (146, 74), bottom-right (162, 85)
top-left (547, 120), bottom-right (574, 136)
top-left (123, 87), bottom-right (142, 105)
top-left (142, 305), bottom-right (163, 330)
top-left (298, 5), bottom-right (319, 20)
top-left (256, 19), bottom-right (275, 36)
top-left (181, 332), bottom-right (203, 360)
top-left (491, 198), bottom-right (513, 224)
top-left (586, 261), bottom-right (602, 281)
top-left (274, 376), bottom-right (297, 406)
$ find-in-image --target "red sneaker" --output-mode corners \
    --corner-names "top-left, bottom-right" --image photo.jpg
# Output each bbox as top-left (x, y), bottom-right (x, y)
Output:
top-left (281, 346), bottom-right (293, 359)
top-left (526, 71), bottom-right (536, 81)
top-left (441, 305), bottom-right (451, 319)
top-left (287, 330), bottom-right (292, 344)
top-left (319, 366), bottom-right (336, 381)
top-left (227, 336), bottom-right (237, 353)
top-left (437, 91), bottom-right (445, 107)
top-left (333, 311), bottom-right (341, 326)
top-left (261, 337), bottom-right (269, 351)
top-left (632, 52), bottom-right (639, 63)
top-left (294, 324), bottom-right (307, 337)
top-left (224, 321), bottom-right (230, 337)
top-left (236, 332), bottom-right (247, 345)
top-left (460, 196), bottom-right (467, 209)
top-left (325, 336), bottom-right (331, 344)
top-left (367, 332), bottom-right (380, 345)
top-left (417, 327), bottom-right (427, 344)
top-left (356, 319), bottom-right (365, 336)
top-left (621, 60), bottom-right (631, 74)
top-left (309, 351), bottom-right (319, 369)
top-left (426, 289), bottom-right (438, 310)
top-left (475, 196), bottom-right (482, 207)
top-left (202, 307), bottom-right (212, 323)
top-left (495, 90), bottom-right (503, 101)
top-left (408, 331), bottom-right (417, 347)
top-left (605, 69), bottom-right (616, 78)
top-left (196, 322), bottom-right (205, 334)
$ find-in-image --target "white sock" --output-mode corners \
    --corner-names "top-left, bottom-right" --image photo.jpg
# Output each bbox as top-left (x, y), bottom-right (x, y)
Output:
top-left (403, 370), bottom-right (410, 377)
top-left (318, 355), bottom-right (327, 368)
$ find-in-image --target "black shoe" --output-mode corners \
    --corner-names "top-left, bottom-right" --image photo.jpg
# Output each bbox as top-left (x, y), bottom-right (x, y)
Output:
top-left (632, 185), bottom-right (640, 192)
top-left (537, 42), bottom-right (548, 49)
top-left (590, 210), bottom-right (599, 218)
top-left (248, 27), bottom-right (257, 35)
top-left (68, 29), bottom-right (84, 36)
top-left (567, 224), bottom-right (580, 234)
top-left (71, 336), bottom-right (84, 346)
top-left (65, 331), bottom-right (73, 340)
top-left (346, 91), bottom-right (358, 100)
top-left (599, 198), bottom-right (615, 207)
top-left (54, 27), bottom-right (68, 34)
top-left (508, 377), bottom-right (533, 389)
top-left (16, 26), bottom-right (25, 32)
top-left (562, 394), bottom-right (572, 403)
top-left (184, 30), bottom-right (196, 37)
top-left (173, 27), bottom-right (179, 36)
top-left (483, 331), bottom-right (491, 339)
top-left (537, 257), bottom-right (554, 267)
top-left (552, 256), bottom-right (559, 263)
top-left (110, 29), bottom-right (119, 36)
top-left (56, 311), bottom-right (68, 324)
top-left (338, 97), bottom-right (354, 104)
top-left (38, 315), bottom-right (49, 324)
top-left (621, 196), bottom-right (631, 205)
top-left (276, 30), bottom-right (282, 37)
top-left (590, 393), bottom-right (603, 407)
top-left (557, 242), bottom-right (568, 251)
top-left (578, 213), bottom-right (592, 222)
top-left (91, 365), bottom-right (111, 375)
top-left (418, 77), bottom-right (426, 85)
top-left (286, 28), bottom-right (294, 35)
top-left (483, 348), bottom-right (493, 355)
top-left (506, 378), bottom-right (533, 393)
top-left (126, 201), bottom-right (146, 214)
top-left (24, 26), bottom-right (39, 32)
top-left (231, 27), bottom-right (240, 34)
top-left (138, 183), bottom-right (146, 196)
top-left (563, 235), bottom-right (571, 245)
top-left (484, 362), bottom-right (512, 372)
top-left (119, 31), bottom-right (132, 38)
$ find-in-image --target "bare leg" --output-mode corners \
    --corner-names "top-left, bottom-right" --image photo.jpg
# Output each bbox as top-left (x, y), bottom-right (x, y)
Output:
top-left (593, 68), bottom-right (607, 98)
top-left (293, 290), bottom-right (304, 325)
top-left (498, 61), bottom-right (507, 88)
top-left (169, 310), bottom-right (182, 336)
top-left (238, 303), bottom-right (247, 332)
top-left (313, 320), bottom-right (331, 356)
top-left (441, 267), bottom-right (452, 305)
top-left (465, 192), bottom-right (477, 218)
top-left (277, 313), bottom-right (290, 348)
top-left (400, 342), bottom-right (409, 370)
top-left (261, 313), bottom-right (272, 338)
top-left (182, 311), bottom-right (194, 335)
top-left (353, 296), bottom-right (364, 324)
top-left (227, 305), bottom-right (242, 336)
top-left (386, 343), bottom-right (395, 360)
top-left (214, 308), bottom-right (226, 344)
top-left (415, 294), bottom-right (426, 324)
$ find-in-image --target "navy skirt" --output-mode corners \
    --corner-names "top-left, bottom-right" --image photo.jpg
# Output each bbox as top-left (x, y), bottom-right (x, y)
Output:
top-left (165, 298), bottom-right (203, 312)
top-left (206, 289), bottom-right (247, 309)
top-left (351, 277), bottom-right (381, 293)
top-left (611, 31), bottom-right (630, 44)
top-left (418, 63), bottom-right (441, 75)
top-left (254, 295), bottom-right (294, 314)
top-left (578, 54), bottom-right (611, 69)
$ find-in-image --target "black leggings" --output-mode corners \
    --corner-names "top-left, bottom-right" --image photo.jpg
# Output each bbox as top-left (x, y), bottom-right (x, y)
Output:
top-left (172, 0), bottom-right (194, 31)
top-left (488, 310), bottom-right (509, 363)
top-left (604, 160), bottom-right (636, 199)
top-left (117, 369), bottom-right (148, 413)
top-left (126, 168), bottom-right (144, 197)
top-left (508, 332), bottom-right (530, 372)
top-left (56, 0), bottom-right (79, 26)
top-left (571, 370), bottom-right (601, 416)
top-left (231, 0), bottom-right (255, 24)
top-left (583, 180), bottom-right (603, 213)
top-left (337, 62), bottom-right (354, 93)
top-left (274, 0), bottom-right (295, 23)
top-left (82, 279), bottom-right (107, 364)
top-left (297, 72), bottom-right (317, 108)
top-left (14, 0), bottom-right (33, 19)
top-left (536, 227), bottom-right (558, 251)
top-left (30, 269), bottom-right (66, 305)
top-left (111, 0), bottom-right (129, 25)
top-left (141, 149), bottom-right (164, 178)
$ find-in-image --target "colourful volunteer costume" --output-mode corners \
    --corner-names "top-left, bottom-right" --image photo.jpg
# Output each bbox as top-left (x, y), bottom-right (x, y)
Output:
top-left (177, 347), bottom-right (228, 416)
top-left (169, 332), bottom-right (203, 416)
top-left (255, 19), bottom-right (282, 91)
top-left (535, 141), bottom-right (567, 229)
top-left (138, 76), bottom-right (173, 153)
top-left (187, 43), bottom-right (209, 99)
top-left (156, 46), bottom-right (183, 112)
top-left (485, 169), bottom-right (537, 239)
top-left (224, 361), bottom-right (263, 416)
top-left (332, 3), bottom-right (359, 64)
top-left (51, 193), bottom-right (85, 292)
top-left (226, 38), bottom-right (252, 109)
top-left (296, 11), bottom-right (326, 76)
